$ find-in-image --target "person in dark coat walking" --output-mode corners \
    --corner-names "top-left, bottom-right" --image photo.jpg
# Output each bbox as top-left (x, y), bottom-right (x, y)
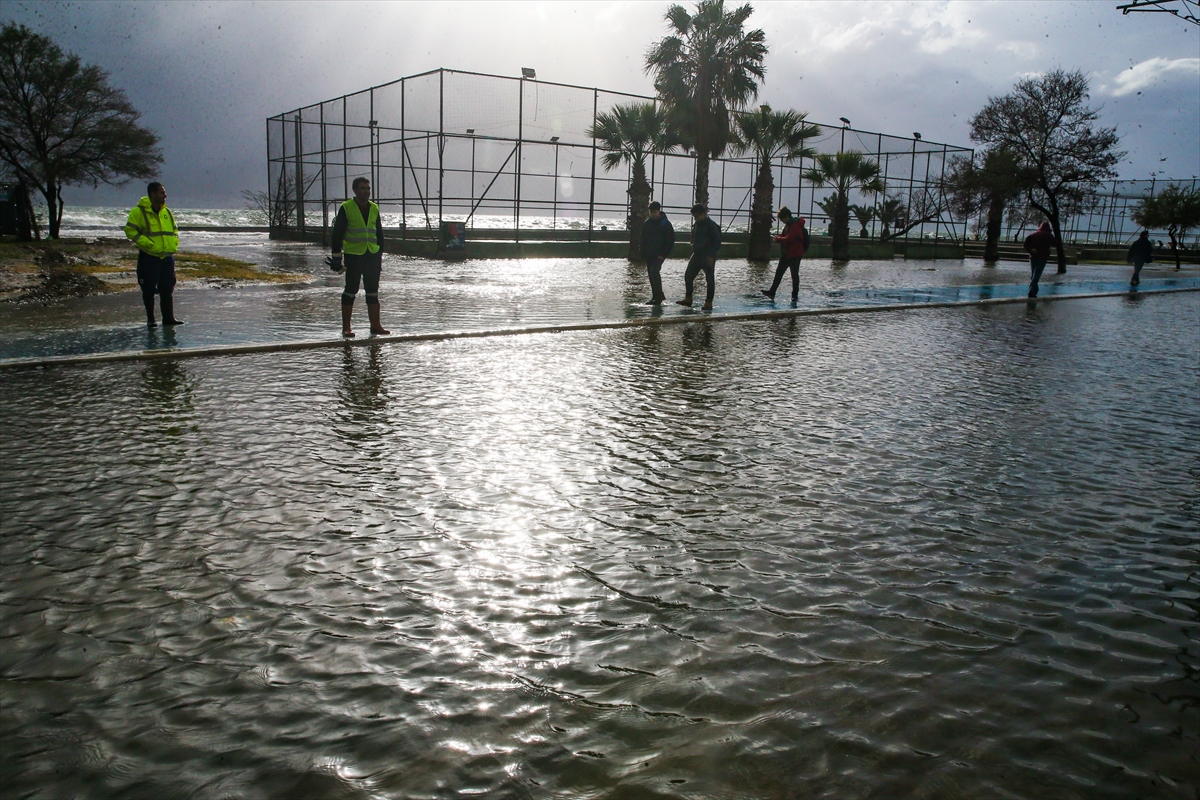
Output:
top-left (1023, 221), bottom-right (1057, 298)
top-left (640, 201), bottom-right (675, 305)
top-left (762, 207), bottom-right (807, 302)
top-left (677, 204), bottom-right (721, 310)
top-left (1127, 230), bottom-right (1153, 287)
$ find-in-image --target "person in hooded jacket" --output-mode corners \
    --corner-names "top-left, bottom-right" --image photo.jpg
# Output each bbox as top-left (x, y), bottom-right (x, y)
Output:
top-left (124, 182), bottom-right (182, 327)
top-left (762, 207), bottom-right (807, 302)
top-left (1023, 221), bottom-right (1057, 298)
top-left (1127, 230), bottom-right (1153, 287)
top-left (640, 201), bottom-right (675, 305)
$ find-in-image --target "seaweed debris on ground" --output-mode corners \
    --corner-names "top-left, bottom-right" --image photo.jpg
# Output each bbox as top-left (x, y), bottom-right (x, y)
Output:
top-left (0, 237), bottom-right (308, 302)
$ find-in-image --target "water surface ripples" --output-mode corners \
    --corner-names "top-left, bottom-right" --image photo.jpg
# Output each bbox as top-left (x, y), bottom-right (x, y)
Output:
top-left (1, 293), bottom-right (1197, 798)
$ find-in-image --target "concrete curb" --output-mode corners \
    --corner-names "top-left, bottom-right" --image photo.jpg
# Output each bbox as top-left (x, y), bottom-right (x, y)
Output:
top-left (2, 286), bottom-right (1196, 371)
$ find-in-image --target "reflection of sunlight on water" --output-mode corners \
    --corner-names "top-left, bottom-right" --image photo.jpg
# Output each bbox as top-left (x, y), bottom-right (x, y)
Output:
top-left (399, 339), bottom-right (604, 675)
top-left (2, 293), bottom-right (1198, 797)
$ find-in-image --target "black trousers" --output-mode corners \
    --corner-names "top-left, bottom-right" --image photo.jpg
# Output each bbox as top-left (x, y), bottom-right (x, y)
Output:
top-left (769, 256), bottom-right (802, 298)
top-left (136, 252), bottom-right (176, 322)
top-left (684, 253), bottom-right (715, 305)
top-left (646, 256), bottom-right (666, 301)
top-left (342, 251), bottom-right (383, 306)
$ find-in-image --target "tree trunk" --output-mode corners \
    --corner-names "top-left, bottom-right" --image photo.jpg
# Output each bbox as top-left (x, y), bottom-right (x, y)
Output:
top-left (747, 159), bottom-right (774, 262)
top-left (1051, 213), bottom-right (1067, 274)
top-left (832, 194), bottom-right (850, 260)
top-left (694, 153), bottom-right (710, 208)
top-left (41, 184), bottom-right (61, 239)
top-left (55, 184), bottom-right (65, 237)
top-left (627, 160), bottom-right (651, 261)
top-left (1168, 225), bottom-right (1180, 270)
top-left (983, 194), bottom-right (1004, 263)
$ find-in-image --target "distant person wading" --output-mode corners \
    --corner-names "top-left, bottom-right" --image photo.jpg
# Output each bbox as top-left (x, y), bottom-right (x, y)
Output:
top-left (1127, 230), bottom-right (1153, 287)
top-left (677, 204), bottom-right (721, 311)
top-left (762, 207), bottom-right (808, 302)
top-left (640, 201), bottom-right (675, 305)
top-left (1023, 221), bottom-right (1058, 299)
top-left (124, 182), bottom-right (183, 328)
top-left (328, 177), bottom-right (389, 337)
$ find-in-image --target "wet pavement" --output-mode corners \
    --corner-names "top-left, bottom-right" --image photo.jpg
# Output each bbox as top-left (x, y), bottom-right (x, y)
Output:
top-left (2, 233), bottom-right (1196, 363)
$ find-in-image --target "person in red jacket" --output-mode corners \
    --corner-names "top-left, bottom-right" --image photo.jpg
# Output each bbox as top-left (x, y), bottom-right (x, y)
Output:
top-left (1023, 221), bottom-right (1057, 298)
top-left (762, 207), bottom-right (808, 302)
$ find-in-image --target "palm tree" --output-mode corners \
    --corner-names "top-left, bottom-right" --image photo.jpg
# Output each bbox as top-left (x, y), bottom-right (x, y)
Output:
top-left (848, 204), bottom-right (876, 238)
top-left (816, 195), bottom-right (838, 233)
top-left (876, 197), bottom-right (904, 241)
top-left (587, 102), bottom-right (677, 260)
top-left (645, 0), bottom-right (767, 208)
top-left (732, 105), bottom-right (820, 260)
top-left (804, 152), bottom-right (885, 260)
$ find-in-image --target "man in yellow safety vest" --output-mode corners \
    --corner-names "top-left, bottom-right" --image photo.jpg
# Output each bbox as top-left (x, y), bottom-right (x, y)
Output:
top-left (328, 177), bottom-right (389, 337)
top-left (124, 181), bottom-right (183, 327)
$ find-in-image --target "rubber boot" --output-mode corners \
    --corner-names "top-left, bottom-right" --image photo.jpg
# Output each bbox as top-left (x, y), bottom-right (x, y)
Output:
top-left (341, 303), bottom-right (355, 338)
top-left (161, 294), bottom-right (183, 325)
top-left (144, 293), bottom-right (157, 327)
top-left (367, 303), bottom-right (390, 335)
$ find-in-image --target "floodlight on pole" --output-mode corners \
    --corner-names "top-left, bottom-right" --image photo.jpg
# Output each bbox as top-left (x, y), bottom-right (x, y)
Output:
top-left (550, 136), bottom-right (559, 142)
top-left (913, 132), bottom-right (921, 140)
top-left (839, 117), bottom-right (851, 127)
top-left (521, 68), bottom-right (536, 79)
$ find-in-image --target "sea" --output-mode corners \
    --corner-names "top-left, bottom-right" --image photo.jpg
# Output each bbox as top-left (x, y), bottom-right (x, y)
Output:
top-left (56, 207), bottom-right (676, 235)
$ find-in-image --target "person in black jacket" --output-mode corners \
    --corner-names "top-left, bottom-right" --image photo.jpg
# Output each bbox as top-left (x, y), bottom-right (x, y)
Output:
top-left (677, 204), bottom-right (721, 310)
top-left (640, 201), bottom-right (675, 305)
top-left (1127, 230), bottom-right (1153, 287)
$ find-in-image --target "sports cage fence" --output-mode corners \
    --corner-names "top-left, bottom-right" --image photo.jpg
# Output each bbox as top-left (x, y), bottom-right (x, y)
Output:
top-left (267, 69), bottom-right (1194, 249)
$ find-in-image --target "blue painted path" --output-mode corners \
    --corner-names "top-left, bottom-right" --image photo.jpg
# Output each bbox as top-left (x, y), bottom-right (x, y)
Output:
top-left (1, 277), bottom-right (1197, 367)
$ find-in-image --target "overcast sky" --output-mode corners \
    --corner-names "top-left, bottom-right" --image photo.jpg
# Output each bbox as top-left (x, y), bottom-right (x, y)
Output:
top-left (3, 0), bottom-right (1198, 208)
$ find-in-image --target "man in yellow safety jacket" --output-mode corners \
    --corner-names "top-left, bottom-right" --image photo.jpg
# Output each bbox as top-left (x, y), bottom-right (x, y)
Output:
top-left (328, 176), bottom-right (388, 337)
top-left (124, 181), bottom-right (183, 327)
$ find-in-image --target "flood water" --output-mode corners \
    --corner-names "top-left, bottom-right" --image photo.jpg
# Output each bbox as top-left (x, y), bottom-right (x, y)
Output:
top-left (1, 282), bottom-right (1197, 798)
top-left (2, 231), bottom-right (1196, 362)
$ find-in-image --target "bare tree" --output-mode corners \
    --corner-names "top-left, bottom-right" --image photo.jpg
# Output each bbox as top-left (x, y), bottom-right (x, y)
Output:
top-left (0, 23), bottom-right (161, 238)
top-left (242, 169), bottom-right (320, 231)
top-left (970, 69), bottom-right (1123, 273)
top-left (876, 188), bottom-right (951, 243)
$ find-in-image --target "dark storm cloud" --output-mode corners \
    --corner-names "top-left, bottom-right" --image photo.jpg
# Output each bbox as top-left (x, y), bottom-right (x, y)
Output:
top-left (2, 1), bottom-right (1196, 208)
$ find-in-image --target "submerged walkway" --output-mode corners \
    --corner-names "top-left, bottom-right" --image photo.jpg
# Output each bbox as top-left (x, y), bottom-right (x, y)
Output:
top-left (2, 277), bottom-right (1197, 369)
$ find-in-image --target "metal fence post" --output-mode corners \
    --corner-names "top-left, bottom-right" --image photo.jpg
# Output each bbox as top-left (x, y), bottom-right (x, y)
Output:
top-left (515, 78), bottom-right (523, 240)
top-left (370, 88), bottom-right (376, 195)
top-left (342, 96), bottom-right (348, 206)
top-left (588, 89), bottom-right (597, 241)
top-left (320, 104), bottom-right (328, 244)
top-left (401, 79), bottom-right (406, 239)
top-left (438, 69), bottom-right (444, 224)
top-left (295, 115), bottom-right (304, 233)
